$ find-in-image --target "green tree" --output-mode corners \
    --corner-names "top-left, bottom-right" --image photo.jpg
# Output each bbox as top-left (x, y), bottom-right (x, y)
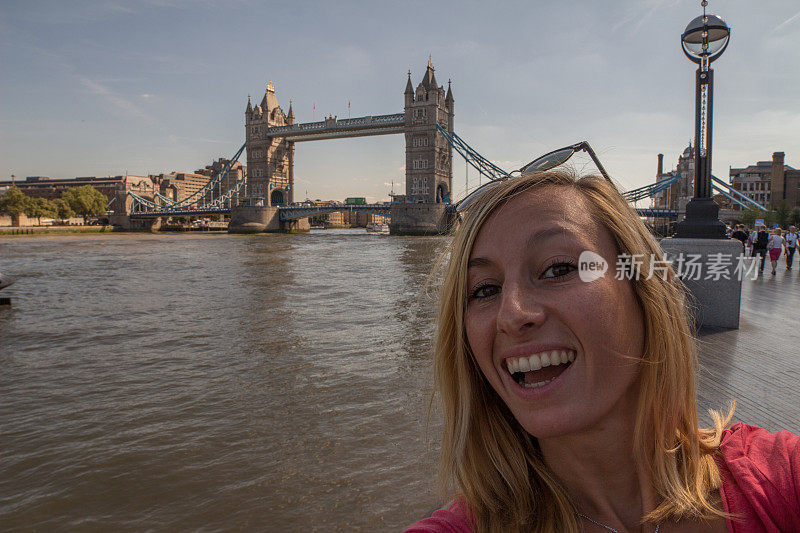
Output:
top-left (0, 186), bottom-right (28, 226)
top-left (765, 210), bottom-right (778, 228)
top-left (775, 201), bottom-right (792, 228)
top-left (792, 207), bottom-right (800, 226)
top-left (740, 206), bottom-right (765, 228)
top-left (52, 198), bottom-right (75, 222)
top-left (62, 185), bottom-right (107, 223)
top-left (24, 197), bottom-right (57, 225)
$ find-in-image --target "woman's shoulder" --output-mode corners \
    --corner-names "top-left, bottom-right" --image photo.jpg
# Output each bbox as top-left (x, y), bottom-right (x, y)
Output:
top-left (403, 499), bottom-right (473, 533)
top-left (716, 422), bottom-right (800, 529)
top-left (718, 422), bottom-right (800, 461)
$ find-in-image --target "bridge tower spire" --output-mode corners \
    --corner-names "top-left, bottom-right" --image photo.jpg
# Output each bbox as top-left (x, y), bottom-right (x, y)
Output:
top-left (245, 82), bottom-right (293, 206)
top-left (404, 59), bottom-right (453, 204)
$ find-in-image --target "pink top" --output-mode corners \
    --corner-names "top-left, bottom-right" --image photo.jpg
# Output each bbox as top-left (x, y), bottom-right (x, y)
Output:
top-left (404, 423), bottom-right (800, 532)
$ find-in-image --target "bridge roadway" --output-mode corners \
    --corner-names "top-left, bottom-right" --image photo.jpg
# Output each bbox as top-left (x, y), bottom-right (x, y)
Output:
top-left (264, 113), bottom-right (405, 142)
top-left (697, 268), bottom-right (800, 434)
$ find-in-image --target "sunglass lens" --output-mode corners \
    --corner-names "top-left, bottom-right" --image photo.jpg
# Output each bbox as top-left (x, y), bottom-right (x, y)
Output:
top-left (521, 148), bottom-right (575, 176)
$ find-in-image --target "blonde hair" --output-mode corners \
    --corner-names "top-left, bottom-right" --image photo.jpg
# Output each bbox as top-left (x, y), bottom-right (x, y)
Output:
top-left (434, 169), bottom-right (732, 532)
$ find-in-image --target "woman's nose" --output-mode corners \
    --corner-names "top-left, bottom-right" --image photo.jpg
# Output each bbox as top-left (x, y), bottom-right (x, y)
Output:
top-left (495, 281), bottom-right (545, 336)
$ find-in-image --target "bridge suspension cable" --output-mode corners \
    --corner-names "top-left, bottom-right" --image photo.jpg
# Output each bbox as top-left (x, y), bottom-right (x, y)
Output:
top-left (710, 175), bottom-right (767, 211)
top-left (621, 173), bottom-right (682, 203)
top-left (439, 126), bottom-right (686, 207)
top-left (436, 124), bottom-right (511, 185)
top-left (152, 143), bottom-right (246, 208)
top-left (127, 142), bottom-right (247, 214)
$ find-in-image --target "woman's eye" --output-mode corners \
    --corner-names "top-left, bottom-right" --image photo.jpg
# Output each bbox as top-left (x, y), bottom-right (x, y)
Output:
top-left (469, 284), bottom-right (500, 300)
top-left (541, 262), bottom-right (577, 279)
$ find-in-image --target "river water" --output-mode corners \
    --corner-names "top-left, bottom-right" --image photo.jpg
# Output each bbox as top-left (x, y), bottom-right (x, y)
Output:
top-left (0, 230), bottom-right (449, 531)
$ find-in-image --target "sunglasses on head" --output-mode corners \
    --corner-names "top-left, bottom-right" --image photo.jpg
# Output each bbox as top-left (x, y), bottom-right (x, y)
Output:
top-left (454, 141), bottom-right (612, 213)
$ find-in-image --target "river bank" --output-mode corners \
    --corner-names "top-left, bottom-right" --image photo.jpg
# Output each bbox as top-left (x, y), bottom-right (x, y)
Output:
top-left (0, 225), bottom-right (229, 236)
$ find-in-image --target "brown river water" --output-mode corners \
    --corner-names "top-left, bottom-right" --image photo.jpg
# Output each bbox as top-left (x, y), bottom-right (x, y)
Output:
top-left (0, 230), bottom-right (449, 531)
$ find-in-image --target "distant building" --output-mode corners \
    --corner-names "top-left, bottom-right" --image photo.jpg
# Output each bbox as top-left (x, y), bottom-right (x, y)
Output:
top-left (0, 175), bottom-right (153, 204)
top-left (348, 211), bottom-right (389, 227)
top-left (729, 152), bottom-right (800, 210)
top-left (195, 158), bottom-right (246, 206)
top-left (157, 172), bottom-right (211, 207)
top-left (652, 144), bottom-right (695, 212)
top-left (310, 200), bottom-right (347, 227)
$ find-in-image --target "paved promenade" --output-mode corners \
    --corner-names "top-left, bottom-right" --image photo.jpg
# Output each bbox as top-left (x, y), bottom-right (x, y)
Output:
top-left (696, 268), bottom-right (800, 434)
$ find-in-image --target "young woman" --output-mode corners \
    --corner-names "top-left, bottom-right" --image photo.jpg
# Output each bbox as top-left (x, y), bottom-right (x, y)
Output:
top-left (767, 228), bottom-right (785, 275)
top-left (406, 168), bottom-right (800, 532)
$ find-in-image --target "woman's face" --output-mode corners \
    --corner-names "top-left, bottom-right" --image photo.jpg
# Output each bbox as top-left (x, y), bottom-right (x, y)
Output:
top-left (464, 186), bottom-right (645, 439)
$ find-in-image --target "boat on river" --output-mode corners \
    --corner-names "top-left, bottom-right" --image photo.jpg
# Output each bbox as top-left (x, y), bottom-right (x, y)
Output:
top-left (366, 222), bottom-right (389, 234)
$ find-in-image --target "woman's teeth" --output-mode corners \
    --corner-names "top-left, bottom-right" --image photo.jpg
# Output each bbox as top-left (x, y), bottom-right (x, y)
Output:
top-left (505, 349), bottom-right (576, 374)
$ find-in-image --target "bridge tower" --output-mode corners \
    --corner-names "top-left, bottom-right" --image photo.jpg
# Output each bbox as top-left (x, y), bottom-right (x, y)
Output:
top-left (404, 59), bottom-right (454, 203)
top-left (244, 84), bottom-right (294, 206)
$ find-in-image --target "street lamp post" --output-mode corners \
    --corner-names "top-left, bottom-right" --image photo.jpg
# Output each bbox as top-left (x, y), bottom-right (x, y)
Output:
top-left (675, 0), bottom-right (730, 239)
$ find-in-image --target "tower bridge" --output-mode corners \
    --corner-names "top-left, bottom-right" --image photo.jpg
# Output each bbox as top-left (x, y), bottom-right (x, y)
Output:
top-left (231, 59), bottom-right (454, 234)
top-left (117, 58), bottom-right (728, 234)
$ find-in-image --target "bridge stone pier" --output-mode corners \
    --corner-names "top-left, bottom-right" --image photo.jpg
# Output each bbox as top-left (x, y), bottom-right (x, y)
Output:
top-left (229, 59), bottom-right (455, 235)
top-left (228, 205), bottom-right (309, 233)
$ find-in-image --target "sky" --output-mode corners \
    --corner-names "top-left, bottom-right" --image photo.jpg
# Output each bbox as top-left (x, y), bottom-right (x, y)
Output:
top-left (1, 0), bottom-right (798, 203)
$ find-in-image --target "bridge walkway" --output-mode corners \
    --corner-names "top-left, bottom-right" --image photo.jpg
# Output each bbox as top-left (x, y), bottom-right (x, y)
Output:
top-left (697, 269), bottom-right (800, 434)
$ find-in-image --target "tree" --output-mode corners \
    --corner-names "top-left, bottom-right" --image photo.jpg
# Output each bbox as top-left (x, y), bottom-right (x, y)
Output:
top-left (792, 208), bottom-right (800, 226)
top-left (52, 198), bottom-right (75, 222)
top-left (0, 186), bottom-right (28, 226)
top-left (62, 185), bottom-right (107, 223)
top-left (775, 201), bottom-right (792, 228)
top-left (24, 197), bottom-right (57, 225)
top-left (740, 206), bottom-right (765, 228)
top-left (764, 210), bottom-right (778, 228)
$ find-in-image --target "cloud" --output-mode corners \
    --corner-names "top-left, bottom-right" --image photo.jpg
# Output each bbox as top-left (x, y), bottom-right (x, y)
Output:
top-left (80, 78), bottom-right (155, 122)
top-left (772, 10), bottom-right (800, 34)
top-left (611, 0), bottom-right (677, 35)
top-left (140, 93), bottom-right (154, 99)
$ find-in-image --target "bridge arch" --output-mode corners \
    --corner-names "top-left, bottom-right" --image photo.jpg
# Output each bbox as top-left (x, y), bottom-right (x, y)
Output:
top-left (270, 189), bottom-right (286, 206)
top-left (436, 182), bottom-right (450, 203)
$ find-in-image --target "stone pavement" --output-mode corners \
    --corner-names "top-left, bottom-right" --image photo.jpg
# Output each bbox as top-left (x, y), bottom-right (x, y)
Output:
top-left (696, 267), bottom-right (800, 434)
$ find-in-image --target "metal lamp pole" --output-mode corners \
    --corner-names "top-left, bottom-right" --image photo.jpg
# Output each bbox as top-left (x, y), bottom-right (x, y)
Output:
top-left (675, 1), bottom-right (730, 239)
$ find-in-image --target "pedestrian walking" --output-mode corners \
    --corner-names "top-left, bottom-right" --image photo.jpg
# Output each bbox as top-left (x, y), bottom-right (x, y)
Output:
top-left (785, 225), bottom-right (798, 270)
top-left (752, 223), bottom-right (769, 273)
top-left (731, 224), bottom-right (748, 248)
top-left (768, 228), bottom-right (785, 275)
